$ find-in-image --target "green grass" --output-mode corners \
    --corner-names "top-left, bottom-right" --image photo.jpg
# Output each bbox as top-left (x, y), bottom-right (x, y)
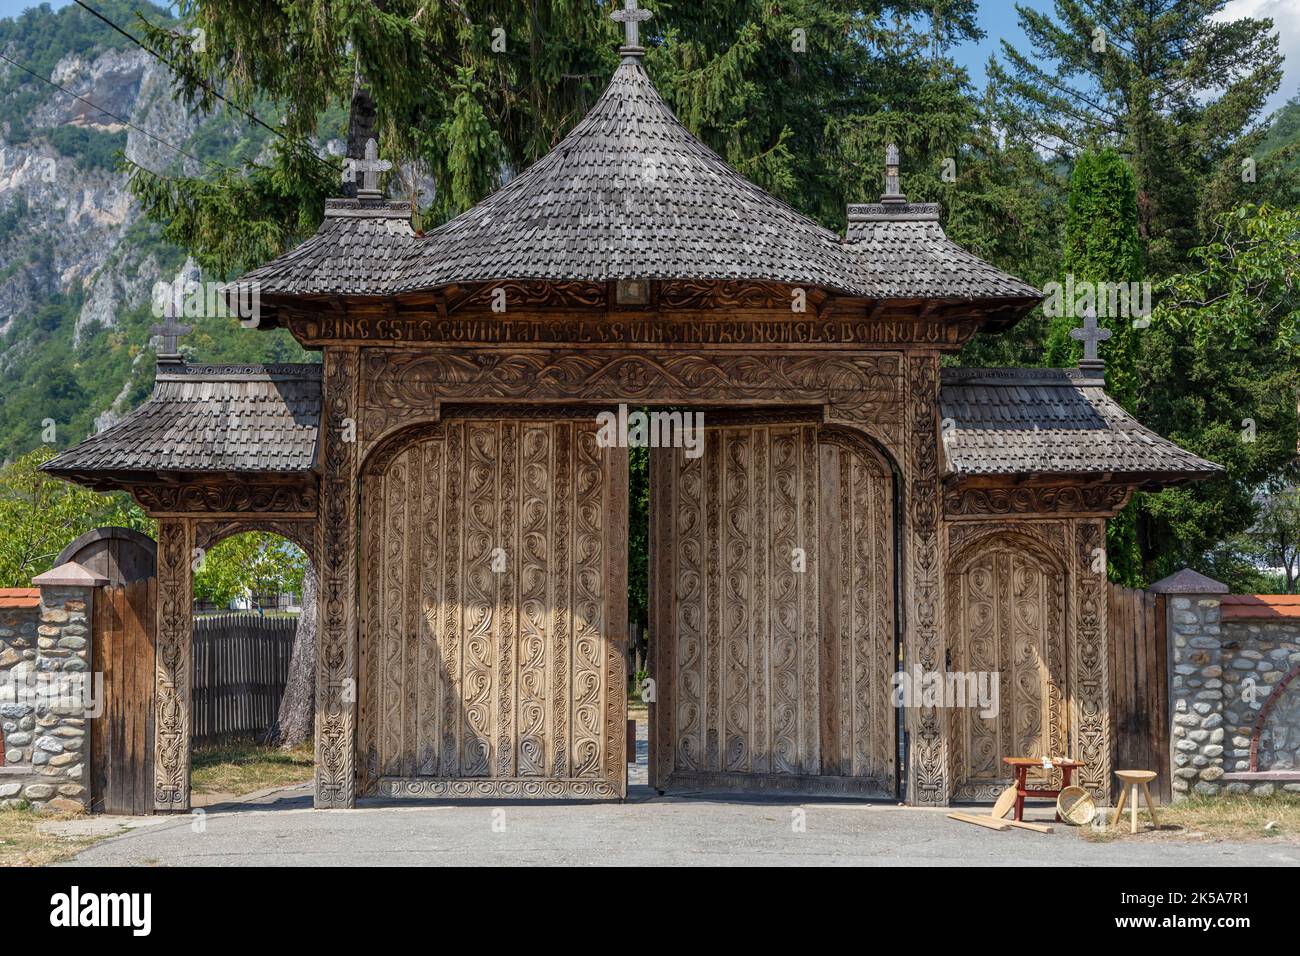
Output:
top-left (190, 737), bottom-right (314, 796)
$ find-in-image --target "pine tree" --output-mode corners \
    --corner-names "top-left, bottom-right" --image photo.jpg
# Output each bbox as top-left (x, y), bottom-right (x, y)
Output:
top-left (989, 0), bottom-right (1284, 276)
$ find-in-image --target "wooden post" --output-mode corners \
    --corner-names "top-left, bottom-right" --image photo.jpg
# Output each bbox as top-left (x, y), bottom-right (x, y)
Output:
top-left (315, 348), bottom-right (359, 808)
top-left (903, 355), bottom-right (949, 805)
top-left (154, 518), bottom-right (193, 811)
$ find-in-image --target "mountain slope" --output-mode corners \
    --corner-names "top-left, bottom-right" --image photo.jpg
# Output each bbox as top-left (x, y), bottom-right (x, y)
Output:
top-left (0, 1), bottom-right (309, 463)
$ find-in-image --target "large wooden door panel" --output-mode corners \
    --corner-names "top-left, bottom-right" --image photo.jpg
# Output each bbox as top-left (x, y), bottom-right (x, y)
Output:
top-left (947, 538), bottom-right (1067, 801)
top-left (360, 418), bottom-right (627, 799)
top-left (652, 423), bottom-right (896, 797)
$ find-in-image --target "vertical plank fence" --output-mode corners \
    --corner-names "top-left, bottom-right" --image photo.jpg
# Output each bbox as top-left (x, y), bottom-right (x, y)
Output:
top-left (191, 613), bottom-right (297, 744)
top-left (1107, 582), bottom-right (1171, 803)
top-left (90, 579), bottom-right (156, 816)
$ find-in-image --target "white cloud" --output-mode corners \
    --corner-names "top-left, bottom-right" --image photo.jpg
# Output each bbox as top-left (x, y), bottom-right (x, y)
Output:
top-left (1218, 0), bottom-right (1300, 115)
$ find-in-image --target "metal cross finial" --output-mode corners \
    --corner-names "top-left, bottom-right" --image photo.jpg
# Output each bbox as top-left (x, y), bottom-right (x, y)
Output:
top-left (612, 0), bottom-right (652, 57)
top-left (348, 138), bottom-right (392, 198)
top-left (1070, 307), bottom-right (1112, 370)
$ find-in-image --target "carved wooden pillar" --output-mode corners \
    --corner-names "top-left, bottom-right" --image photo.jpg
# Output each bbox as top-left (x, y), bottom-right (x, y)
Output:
top-left (315, 347), bottom-right (360, 808)
top-left (154, 517), bottom-right (193, 811)
top-left (904, 354), bottom-right (949, 805)
top-left (1072, 518), bottom-right (1111, 796)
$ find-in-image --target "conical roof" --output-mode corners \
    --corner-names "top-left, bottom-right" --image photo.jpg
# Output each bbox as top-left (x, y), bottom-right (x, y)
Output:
top-left (239, 60), bottom-right (1040, 308)
top-left (394, 60), bottom-right (859, 293)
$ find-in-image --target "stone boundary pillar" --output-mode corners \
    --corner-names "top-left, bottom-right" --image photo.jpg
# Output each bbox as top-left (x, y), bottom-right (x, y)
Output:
top-left (20, 562), bottom-right (108, 812)
top-left (1152, 568), bottom-right (1229, 800)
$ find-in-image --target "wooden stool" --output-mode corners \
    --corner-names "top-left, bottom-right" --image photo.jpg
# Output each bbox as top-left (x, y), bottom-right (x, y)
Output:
top-left (1112, 770), bottom-right (1160, 833)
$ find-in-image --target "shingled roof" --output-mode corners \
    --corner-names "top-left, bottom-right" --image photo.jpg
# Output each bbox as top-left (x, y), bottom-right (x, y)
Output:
top-left (939, 368), bottom-right (1221, 485)
top-left (237, 60), bottom-right (1040, 312)
top-left (238, 199), bottom-right (413, 297)
top-left (844, 203), bottom-right (1041, 300)
top-left (42, 364), bottom-right (321, 484)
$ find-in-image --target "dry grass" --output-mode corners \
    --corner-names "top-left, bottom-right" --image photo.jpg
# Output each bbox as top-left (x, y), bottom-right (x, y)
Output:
top-left (0, 806), bottom-right (103, 867)
top-left (190, 737), bottom-right (314, 796)
top-left (1080, 793), bottom-right (1300, 843)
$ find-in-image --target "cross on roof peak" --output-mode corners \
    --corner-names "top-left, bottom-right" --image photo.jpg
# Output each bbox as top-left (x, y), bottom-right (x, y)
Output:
top-left (882, 143), bottom-right (907, 203)
top-left (347, 137), bottom-right (391, 199)
top-left (151, 313), bottom-right (193, 359)
top-left (1069, 307), bottom-right (1112, 372)
top-left (612, 0), bottom-right (652, 60)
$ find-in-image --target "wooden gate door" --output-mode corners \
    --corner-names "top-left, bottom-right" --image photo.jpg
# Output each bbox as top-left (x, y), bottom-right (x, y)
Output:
top-left (946, 540), bottom-right (1067, 801)
top-left (650, 422), bottom-right (897, 796)
top-left (1108, 582), bottom-right (1170, 802)
top-left (90, 579), bottom-right (157, 815)
top-left (359, 417), bottom-right (628, 799)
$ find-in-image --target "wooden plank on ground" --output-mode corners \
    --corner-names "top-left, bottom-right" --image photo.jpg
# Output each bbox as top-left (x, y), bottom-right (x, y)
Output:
top-left (947, 812), bottom-right (1010, 831)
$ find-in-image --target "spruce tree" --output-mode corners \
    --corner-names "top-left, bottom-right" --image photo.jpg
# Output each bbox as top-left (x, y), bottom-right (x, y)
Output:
top-left (990, 0), bottom-right (1284, 276)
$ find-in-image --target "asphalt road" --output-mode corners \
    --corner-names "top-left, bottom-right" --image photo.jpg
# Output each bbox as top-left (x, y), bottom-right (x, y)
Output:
top-left (63, 784), bottom-right (1297, 867)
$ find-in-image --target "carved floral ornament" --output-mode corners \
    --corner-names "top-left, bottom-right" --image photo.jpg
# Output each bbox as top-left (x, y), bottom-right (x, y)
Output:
top-left (942, 482), bottom-right (1133, 518)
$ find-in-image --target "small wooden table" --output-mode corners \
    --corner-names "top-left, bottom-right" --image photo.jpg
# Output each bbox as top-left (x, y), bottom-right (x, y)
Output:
top-left (1003, 757), bottom-right (1084, 822)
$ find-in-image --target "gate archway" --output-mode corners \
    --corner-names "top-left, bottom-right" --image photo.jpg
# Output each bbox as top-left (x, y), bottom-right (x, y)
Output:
top-left (649, 419), bottom-right (900, 797)
top-left (356, 414), bottom-right (629, 798)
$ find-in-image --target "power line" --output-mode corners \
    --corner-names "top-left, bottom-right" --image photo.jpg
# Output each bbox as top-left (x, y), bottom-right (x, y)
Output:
top-left (0, 49), bottom-right (222, 172)
top-left (72, 0), bottom-right (336, 173)
top-left (73, 0), bottom-right (283, 143)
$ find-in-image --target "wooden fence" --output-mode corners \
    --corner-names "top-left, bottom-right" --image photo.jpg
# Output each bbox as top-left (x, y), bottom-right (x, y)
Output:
top-left (1107, 582), bottom-right (1171, 803)
top-left (192, 613), bottom-right (297, 744)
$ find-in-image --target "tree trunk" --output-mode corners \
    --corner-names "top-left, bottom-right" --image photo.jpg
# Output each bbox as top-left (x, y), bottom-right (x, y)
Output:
top-left (263, 562), bottom-right (317, 747)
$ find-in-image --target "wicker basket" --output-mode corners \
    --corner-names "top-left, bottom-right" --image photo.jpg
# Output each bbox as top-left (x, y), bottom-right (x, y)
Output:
top-left (1057, 785), bottom-right (1096, 826)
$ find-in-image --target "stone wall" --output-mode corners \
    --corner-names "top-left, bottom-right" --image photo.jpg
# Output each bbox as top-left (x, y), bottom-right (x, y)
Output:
top-left (1220, 614), bottom-right (1300, 795)
top-left (1165, 589), bottom-right (1227, 799)
top-left (1156, 571), bottom-right (1300, 800)
top-left (0, 580), bottom-right (97, 813)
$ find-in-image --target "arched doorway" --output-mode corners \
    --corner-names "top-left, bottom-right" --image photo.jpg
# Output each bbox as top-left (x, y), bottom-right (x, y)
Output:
top-left (356, 414), bottom-right (629, 798)
top-left (945, 530), bottom-right (1068, 801)
top-left (649, 419), bottom-right (900, 797)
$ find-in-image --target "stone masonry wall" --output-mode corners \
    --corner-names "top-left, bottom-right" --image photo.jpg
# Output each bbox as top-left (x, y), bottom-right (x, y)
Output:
top-left (1165, 581), bottom-right (1300, 799)
top-left (1220, 619), bottom-right (1300, 795)
top-left (0, 585), bottom-right (93, 812)
top-left (1168, 594), bottom-right (1226, 798)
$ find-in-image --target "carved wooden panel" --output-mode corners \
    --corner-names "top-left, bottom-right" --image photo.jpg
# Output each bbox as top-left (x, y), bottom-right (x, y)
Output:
top-left (357, 348), bottom-right (903, 458)
top-left (651, 423), bottom-right (895, 796)
top-left (316, 348), bottom-right (359, 809)
top-left (1071, 519), bottom-right (1111, 796)
top-left (905, 354), bottom-right (948, 805)
top-left (359, 418), bottom-right (627, 799)
top-left (153, 517), bottom-right (193, 811)
top-left (946, 537), bottom-right (1067, 802)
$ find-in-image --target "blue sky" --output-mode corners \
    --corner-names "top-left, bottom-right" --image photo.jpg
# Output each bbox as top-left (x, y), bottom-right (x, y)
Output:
top-left (2, 0), bottom-right (1297, 116)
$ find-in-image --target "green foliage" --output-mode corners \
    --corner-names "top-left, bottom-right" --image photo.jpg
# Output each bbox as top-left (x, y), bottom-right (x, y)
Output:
top-left (1045, 148), bottom-right (1143, 405)
top-left (990, 0), bottom-right (1286, 277)
top-left (44, 125), bottom-right (127, 172)
top-left (193, 531), bottom-right (306, 609)
top-left (1137, 204), bottom-right (1300, 588)
top-left (0, 447), bottom-right (152, 588)
top-left (628, 444), bottom-right (649, 633)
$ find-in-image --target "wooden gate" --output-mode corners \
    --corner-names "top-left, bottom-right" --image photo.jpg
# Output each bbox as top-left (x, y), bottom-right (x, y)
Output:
top-left (1107, 582), bottom-right (1170, 802)
top-left (945, 536), bottom-right (1068, 800)
top-left (90, 579), bottom-right (157, 815)
top-left (358, 417), bottom-right (628, 798)
top-left (650, 422), bottom-right (897, 796)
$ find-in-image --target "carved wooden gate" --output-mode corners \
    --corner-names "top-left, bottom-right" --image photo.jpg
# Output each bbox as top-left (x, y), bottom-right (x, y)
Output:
top-left (946, 536), bottom-right (1068, 800)
top-left (358, 417), bottom-right (628, 798)
top-left (650, 422), bottom-right (897, 796)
